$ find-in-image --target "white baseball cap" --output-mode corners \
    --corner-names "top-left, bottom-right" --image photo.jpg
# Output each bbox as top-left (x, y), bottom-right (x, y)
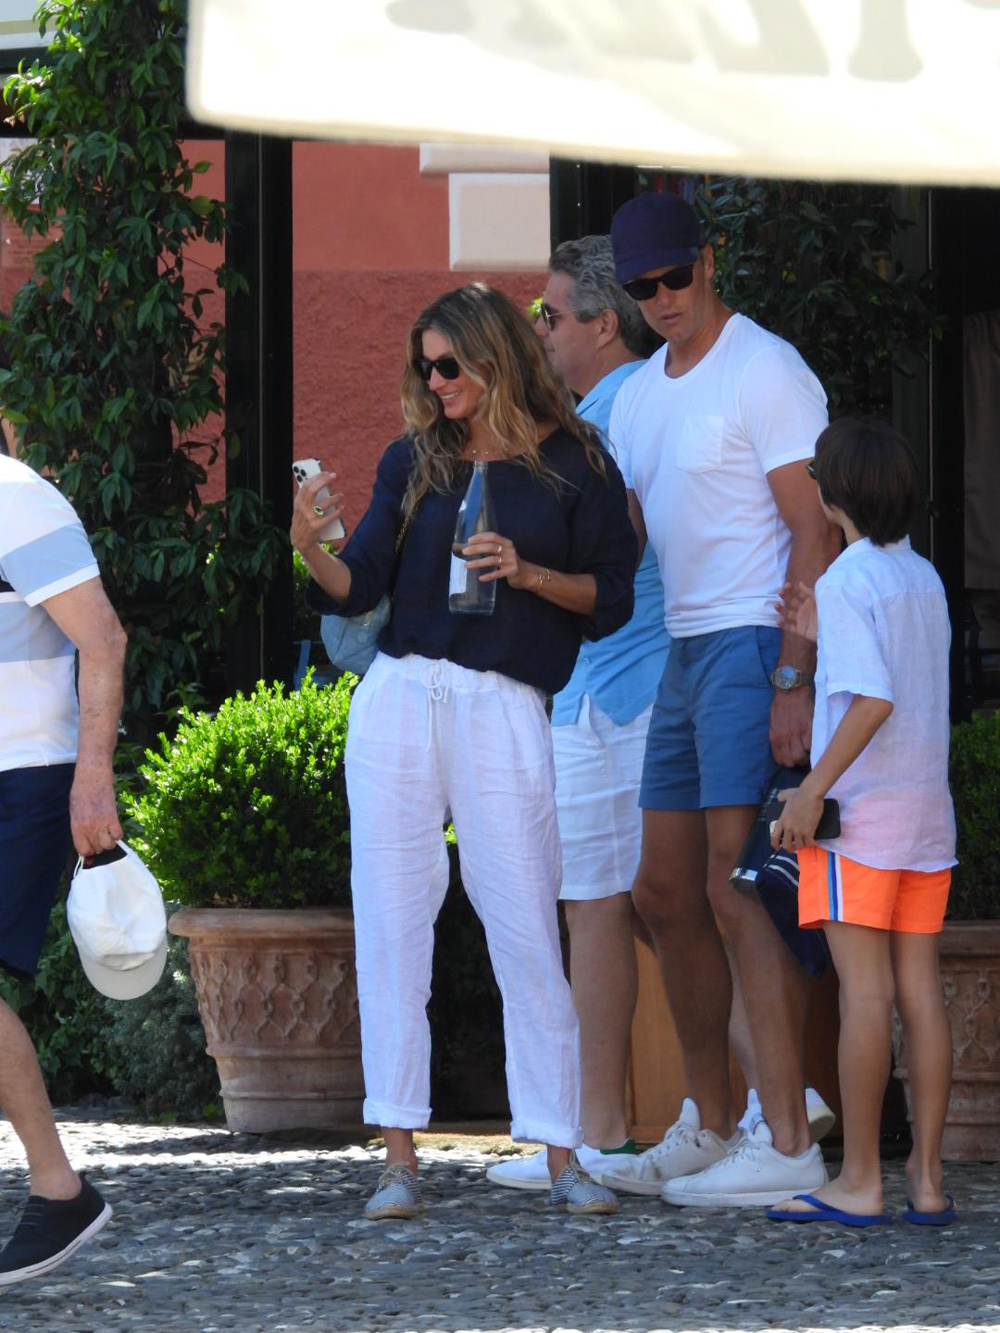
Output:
top-left (67, 842), bottom-right (168, 1000)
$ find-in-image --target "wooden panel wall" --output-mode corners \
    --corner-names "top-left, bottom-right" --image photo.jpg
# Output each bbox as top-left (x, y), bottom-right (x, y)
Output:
top-left (626, 938), bottom-right (843, 1144)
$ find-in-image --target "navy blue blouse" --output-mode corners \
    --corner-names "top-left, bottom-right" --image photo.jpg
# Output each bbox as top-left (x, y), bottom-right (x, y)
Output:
top-left (307, 430), bottom-right (637, 695)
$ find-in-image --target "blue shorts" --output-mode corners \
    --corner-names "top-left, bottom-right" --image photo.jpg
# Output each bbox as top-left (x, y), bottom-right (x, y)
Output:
top-left (640, 626), bottom-right (780, 811)
top-left (0, 765), bottom-right (74, 980)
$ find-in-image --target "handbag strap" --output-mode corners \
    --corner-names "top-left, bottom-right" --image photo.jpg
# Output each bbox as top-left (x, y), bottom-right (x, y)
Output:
top-left (394, 489), bottom-right (421, 556)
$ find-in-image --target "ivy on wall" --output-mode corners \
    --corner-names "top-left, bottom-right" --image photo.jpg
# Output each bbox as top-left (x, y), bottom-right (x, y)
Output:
top-left (0, 0), bottom-right (284, 737)
top-left (697, 178), bottom-right (938, 416)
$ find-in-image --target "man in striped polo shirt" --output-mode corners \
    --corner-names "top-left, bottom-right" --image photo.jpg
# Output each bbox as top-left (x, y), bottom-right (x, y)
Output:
top-left (0, 431), bottom-right (126, 1286)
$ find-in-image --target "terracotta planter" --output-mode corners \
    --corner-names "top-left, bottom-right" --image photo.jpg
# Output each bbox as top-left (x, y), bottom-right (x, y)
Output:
top-left (168, 907), bottom-right (364, 1133)
top-left (893, 920), bottom-right (1000, 1161)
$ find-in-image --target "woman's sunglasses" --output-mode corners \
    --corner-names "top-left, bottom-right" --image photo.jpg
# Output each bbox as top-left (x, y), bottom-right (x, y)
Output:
top-left (805, 459), bottom-right (817, 480)
top-left (621, 264), bottom-right (696, 302)
top-left (415, 356), bottom-right (462, 382)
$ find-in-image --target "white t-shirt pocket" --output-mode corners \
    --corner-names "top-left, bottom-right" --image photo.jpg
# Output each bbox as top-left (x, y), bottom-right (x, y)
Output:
top-left (677, 414), bottom-right (724, 473)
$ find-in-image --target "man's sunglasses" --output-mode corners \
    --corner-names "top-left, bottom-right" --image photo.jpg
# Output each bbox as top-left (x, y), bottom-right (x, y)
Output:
top-left (805, 459), bottom-right (817, 480)
top-left (415, 356), bottom-right (462, 382)
top-left (621, 264), bottom-right (696, 302)
top-left (538, 303), bottom-right (565, 332)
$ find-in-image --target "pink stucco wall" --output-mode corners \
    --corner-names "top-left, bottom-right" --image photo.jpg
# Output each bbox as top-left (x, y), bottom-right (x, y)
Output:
top-left (292, 143), bottom-right (545, 526)
top-left (1, 141), bottom-right (546, 521)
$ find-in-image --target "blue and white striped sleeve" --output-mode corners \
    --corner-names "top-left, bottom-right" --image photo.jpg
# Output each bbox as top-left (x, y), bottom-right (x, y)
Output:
top-left (1, 477), bottom-right (99, 606)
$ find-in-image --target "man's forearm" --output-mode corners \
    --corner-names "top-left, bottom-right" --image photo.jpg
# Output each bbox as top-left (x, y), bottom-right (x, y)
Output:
top-left (75, 632), bottom-right (126, 776)
top-left (777, 525), bottom-right (840, 670)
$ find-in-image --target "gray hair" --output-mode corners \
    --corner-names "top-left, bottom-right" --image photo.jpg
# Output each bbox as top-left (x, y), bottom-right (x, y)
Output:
top-left (549, 235), bottom-right (661, 359)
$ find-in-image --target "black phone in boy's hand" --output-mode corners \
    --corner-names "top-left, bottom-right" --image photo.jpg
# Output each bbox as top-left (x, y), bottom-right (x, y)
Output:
top-left (766, 796), bottom-right (841, 841)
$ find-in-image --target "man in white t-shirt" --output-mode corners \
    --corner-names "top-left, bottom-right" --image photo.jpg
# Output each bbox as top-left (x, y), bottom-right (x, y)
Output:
top-left (601, 192), bottom-right (841, 1208)
top-left (0, 436), bottom-right (126, 1285)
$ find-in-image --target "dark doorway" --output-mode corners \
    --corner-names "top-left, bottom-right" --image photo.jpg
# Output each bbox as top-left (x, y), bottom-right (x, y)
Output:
top-left (929, 188), bottom-right (1000, 714)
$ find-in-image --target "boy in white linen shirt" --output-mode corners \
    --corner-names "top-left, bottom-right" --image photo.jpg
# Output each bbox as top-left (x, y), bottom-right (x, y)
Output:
top-left (769, 417), bottom-right (957, 1229)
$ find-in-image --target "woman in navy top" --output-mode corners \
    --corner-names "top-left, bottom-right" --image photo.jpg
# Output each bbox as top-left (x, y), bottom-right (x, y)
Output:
top-left (292, 284), bottom-right (635, 1221)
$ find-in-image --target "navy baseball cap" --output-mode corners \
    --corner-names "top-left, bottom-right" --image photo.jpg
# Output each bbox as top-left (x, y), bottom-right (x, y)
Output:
top-left (611, 193), bottom-right (705, 284)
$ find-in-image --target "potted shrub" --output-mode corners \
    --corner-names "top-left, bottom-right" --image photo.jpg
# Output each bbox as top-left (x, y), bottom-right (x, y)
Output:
top-left (893, 710), bottom-right (1000, 1160)
top-left (126, 673), bottom-right (362, 1132)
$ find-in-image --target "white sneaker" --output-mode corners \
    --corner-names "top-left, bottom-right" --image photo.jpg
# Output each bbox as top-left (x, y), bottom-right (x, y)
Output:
top-left (599, 1099), bottom-right (737, 1196)
top-left (739, 1087), bottom-right (837, 1145)
top-left (806, 1086), bottom-right (836, 1142)
top-left (486, 1141), bottom-right (636, 1192)
top-left (661, 1113), bottom-right (827, 1207)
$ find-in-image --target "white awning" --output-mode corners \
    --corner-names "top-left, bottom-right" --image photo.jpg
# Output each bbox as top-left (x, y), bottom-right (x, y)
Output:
top-left (186, 0), bottom-right (1000, 186)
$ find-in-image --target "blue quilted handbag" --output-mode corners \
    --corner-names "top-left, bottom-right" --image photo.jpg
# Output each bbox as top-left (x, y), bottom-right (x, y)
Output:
top-left (319, 594), bottom-right (390, 677)
top-left (314, 497), bottom-right (418, 676)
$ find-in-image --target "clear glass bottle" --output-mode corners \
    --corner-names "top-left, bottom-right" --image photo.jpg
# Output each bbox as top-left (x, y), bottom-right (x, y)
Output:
top-left (449, 460), bottom-right (496, 616)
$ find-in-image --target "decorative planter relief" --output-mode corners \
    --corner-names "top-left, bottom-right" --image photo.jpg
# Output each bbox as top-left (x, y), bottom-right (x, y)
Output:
top-left (894, 921), bottom-right (1000, 1161)
top-left (169, 907), bottom-right (364, 1133)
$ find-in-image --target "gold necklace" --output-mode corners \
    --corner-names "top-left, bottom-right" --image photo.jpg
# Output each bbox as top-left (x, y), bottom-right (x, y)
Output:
top-left (466, 440), bottom-right (510, 462)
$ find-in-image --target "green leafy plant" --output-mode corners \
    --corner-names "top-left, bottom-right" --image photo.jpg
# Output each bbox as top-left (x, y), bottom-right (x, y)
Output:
top-left (0, 892), bottom-right (220, 1116)
top-left (697, 179), bottom-right (938, 416)
top-left (103, 931), bottom-right (221, 1120)
top-left (292, 550), bottom-right (321, 645)
top-left (127, 674), bottom-right (356, 909)
top-left (0, 0), bottom-right (284, 738)
top-left (0, 900), bottom-right (114, 1105)
top-left (948, 713), bottom-right (1000, 920)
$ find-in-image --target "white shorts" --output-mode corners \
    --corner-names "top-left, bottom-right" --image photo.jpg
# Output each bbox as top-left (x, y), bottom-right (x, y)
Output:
top-left (553, 697), bottom-right (652, 901)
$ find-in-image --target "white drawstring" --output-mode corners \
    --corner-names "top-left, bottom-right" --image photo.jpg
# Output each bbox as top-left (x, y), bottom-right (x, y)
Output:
top-left (425, 661), bottom-right (447, 703)
top-left (420, 660), bottom-right (448, 751)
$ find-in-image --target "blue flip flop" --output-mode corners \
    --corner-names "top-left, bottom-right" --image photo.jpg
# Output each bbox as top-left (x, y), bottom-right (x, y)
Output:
top-left (900, 1193), bottom-right (957, 1227)
top-left (766, 1193), bottom-right (891, 1228)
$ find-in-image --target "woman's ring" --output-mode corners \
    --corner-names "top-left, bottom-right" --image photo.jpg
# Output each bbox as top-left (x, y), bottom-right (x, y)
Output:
top-left (497, 543), bottom-right (502, 555)
top-left (313, 505), bottom-right (325, 517)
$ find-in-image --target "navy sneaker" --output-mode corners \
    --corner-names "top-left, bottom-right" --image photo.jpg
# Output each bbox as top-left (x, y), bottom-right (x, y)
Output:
top-left (0, 1175), bottom-right (112, 1287)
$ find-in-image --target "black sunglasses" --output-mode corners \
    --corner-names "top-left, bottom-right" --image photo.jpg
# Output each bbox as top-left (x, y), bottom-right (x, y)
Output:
top-left (622, 264), bottom-right (696, 302)
top-left (805, 459), bottom-right (817, 480)
top-left (538, 303), bottom-right (565, 332)
top-left (415, 355), bottom-right (462, 382)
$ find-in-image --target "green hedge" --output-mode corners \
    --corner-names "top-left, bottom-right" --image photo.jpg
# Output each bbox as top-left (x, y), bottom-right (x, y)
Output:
top-left (949, 712), bottom-right (1000, 920)
top-left (127, 675), bottom-right (354, 909)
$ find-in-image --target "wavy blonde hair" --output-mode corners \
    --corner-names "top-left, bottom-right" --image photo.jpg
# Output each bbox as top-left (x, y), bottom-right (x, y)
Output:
top-left (399, 283), bottom-right (606, 515)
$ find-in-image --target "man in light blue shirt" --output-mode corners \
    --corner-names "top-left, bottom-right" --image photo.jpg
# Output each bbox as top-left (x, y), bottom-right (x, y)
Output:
top-left (487, 235), bottom-right (668, 1190)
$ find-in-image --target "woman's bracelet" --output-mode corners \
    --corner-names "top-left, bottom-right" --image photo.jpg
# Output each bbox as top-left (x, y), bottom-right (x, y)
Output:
top-left (535, 566), bottom-right (552, 589)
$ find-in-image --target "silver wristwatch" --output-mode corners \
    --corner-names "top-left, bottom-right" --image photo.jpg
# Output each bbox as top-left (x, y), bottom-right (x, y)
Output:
top-left (770, 665), bottom-right (814, 691)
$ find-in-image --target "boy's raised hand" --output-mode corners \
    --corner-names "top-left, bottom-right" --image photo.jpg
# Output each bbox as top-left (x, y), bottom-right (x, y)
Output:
top-left (778, 580), bottom-right (818, 644)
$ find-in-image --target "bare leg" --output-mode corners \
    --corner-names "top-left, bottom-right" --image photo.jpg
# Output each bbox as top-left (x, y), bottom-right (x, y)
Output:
top-left (727, 953), bottom-right (760, 1091)
top-left (383, 1127), bottom-right (418, 1173)
top-left (547, 1146), bottom-right (571, 1180)
top-left (892, 931), bottom-right (952, 1213)
top-left (709, 805), bottom-right (810, 1156)
top-left (631, 808), bottom-right (735, 1138)
top-left (564, 893), bottom-right (638, 1148)
top-left (774, 922), bottom-right (892, 1215)
top-left (0, 999), bottom-right (80, 1200)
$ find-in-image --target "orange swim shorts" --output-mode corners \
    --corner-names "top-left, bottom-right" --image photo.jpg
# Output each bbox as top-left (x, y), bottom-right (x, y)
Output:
top-left (796, 846), bottom-right (951, 934)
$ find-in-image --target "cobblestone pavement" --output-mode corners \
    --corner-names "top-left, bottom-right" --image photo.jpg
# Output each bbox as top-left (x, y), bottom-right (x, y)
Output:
top-left (1, 1112), bottom-right (999, 1333)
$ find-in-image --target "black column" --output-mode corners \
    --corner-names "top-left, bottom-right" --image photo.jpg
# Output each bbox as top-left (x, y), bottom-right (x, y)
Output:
top-left (549, 160), bottom-right (638, 248)
top-left (928, 189), bottom-right (968, 719)
top-left (224, 133), bottom-right (295, 694)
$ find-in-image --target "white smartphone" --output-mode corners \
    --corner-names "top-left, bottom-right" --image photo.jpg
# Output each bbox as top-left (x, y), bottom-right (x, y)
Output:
top-left (292, 457), bottom-right (345, 542)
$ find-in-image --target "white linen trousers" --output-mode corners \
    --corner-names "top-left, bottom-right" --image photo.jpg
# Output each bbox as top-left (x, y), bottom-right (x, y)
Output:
top-left (345, 651), bottom-right (583, 1147)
